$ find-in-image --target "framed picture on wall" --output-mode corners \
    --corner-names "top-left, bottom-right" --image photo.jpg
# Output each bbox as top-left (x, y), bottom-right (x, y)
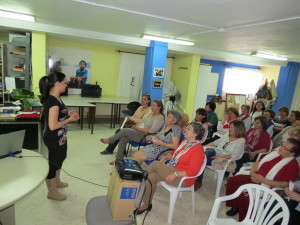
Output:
top-left (153, 68), bottom-right (165, 78)
top-left (153, 80), bottom-right (162, 88)
top-left (226, 93), bottom-right (246, 113)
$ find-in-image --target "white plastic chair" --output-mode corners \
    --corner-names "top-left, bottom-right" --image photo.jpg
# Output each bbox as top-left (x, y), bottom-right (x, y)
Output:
top-left (159, 156), bottom-right (207, 224)
top-left (246, 141), bottom-right (273, 167)
top-left (205, 147), bottom-right (244, 198)
top-left (207, 183), bottom-right (290, 225)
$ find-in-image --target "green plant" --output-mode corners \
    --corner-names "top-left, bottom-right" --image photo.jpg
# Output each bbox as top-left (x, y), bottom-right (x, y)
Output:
top-left (10, 88), bottom-right (35, 110)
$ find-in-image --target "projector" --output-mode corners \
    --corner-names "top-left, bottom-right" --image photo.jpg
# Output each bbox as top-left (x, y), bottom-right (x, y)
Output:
top-left (115, 159), bottom-right (144, 181)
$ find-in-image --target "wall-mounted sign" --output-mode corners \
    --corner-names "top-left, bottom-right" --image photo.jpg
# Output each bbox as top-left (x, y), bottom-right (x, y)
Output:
top-left (153, 68), bottom-right (165, 78)
top-left (153, 80), bottom-right (162, 89)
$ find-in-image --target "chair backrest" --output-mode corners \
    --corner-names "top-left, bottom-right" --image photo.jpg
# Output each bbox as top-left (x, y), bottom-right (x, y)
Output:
top-left (234, 184), bottom-right (289, 225)
top-left (198, 155), bottom-right (207, 177)
top-left (179, 132), bottom-right (185, 143)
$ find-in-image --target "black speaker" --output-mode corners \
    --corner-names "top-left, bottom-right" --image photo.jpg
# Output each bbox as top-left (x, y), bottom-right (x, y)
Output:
top-left (81, 84), bottom-right (102, 98)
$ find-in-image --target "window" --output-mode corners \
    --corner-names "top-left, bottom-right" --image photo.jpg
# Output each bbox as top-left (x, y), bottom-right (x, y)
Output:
top-left (222, 67), bottom-right (262, 95)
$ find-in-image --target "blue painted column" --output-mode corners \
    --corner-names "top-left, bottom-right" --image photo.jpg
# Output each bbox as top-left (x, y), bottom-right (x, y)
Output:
top-left (272, 62), bottom-right (300, 113)
top-left (142, 41), bottom-right (168, 100)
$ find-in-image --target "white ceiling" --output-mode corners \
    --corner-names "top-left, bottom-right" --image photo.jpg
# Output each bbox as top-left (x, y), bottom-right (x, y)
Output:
top-left (1, 0), bottom-right (300, 66)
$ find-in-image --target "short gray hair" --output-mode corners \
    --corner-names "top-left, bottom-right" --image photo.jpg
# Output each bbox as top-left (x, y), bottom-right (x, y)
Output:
top-left (168, 110), bottom-right (182, 125)
top-left (190, 122), bottom-right (205, 141)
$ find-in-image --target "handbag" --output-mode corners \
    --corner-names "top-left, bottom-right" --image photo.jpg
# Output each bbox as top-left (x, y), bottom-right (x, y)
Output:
top-left (211, 158), bottom-right (237, 173)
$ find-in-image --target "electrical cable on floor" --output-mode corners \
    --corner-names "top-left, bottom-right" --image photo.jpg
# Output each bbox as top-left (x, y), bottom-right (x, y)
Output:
top-left (142, 177), bottom-right (153, 225)
top-left (10, 154), bottom-right (108, 188)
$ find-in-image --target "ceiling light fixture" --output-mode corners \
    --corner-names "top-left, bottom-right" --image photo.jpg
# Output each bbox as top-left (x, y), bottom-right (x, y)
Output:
top-left (0, 10), bottom-right (35, 22)
top-left (142, 34), bottom-right (194, 46)
top-left (250, 51), bottom-right (287, 61)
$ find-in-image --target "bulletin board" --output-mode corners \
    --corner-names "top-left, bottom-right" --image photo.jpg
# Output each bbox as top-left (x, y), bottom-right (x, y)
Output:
top-left (226, 94), bottom-right (246, 112)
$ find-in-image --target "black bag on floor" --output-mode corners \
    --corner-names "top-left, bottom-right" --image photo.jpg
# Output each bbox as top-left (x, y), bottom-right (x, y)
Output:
top-left (81, 83), bottom-right (102, 98)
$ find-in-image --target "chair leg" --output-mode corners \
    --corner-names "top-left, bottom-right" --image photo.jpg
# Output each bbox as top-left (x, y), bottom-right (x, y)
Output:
top-left (191, 188), bottom-right (195, 214)
top-left (168, 191), bottom-right (179, 224)
top-left (215, 170), bottom-right (226, 198)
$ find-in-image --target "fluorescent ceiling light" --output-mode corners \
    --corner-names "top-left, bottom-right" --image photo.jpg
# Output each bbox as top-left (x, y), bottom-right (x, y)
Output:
top-left (142, 34), bottom-right (194, 46)
top-left (0, 10), bottom-right (35, 22)
top-left (250, 51), bottom-right (287, 61)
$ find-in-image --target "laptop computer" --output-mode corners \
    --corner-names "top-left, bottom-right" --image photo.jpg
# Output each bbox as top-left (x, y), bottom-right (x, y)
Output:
top-left (0, 130), bottom-right (26, 159)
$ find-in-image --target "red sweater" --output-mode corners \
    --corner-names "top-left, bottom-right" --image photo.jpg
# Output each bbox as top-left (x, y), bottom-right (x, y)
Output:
top-left (245, 128), bottom-right (271, 152)
top-left (170, 143), bottom-right (205, 186)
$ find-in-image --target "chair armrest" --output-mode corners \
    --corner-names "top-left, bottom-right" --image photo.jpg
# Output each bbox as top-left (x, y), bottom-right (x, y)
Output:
top-left (155, 149), bottom-right (173, 160)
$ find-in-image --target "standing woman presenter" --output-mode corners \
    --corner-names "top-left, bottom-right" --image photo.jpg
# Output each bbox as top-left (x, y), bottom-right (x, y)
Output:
top-left (39, 72), bottom-right (80, 201)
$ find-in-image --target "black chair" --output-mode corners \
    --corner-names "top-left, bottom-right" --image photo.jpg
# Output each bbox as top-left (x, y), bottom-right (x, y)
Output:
top-left (122, 101), bottom-right (141, 116)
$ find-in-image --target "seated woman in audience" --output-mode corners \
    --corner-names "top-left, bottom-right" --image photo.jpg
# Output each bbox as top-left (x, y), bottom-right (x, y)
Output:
top-left (273, 115), bottom-right (300, 149)
top-left (217, 107), bottom-right (239, 135)
top-left (194, 108), bottom-right (209, 142)
top-left (100, 100), bottom-right (164, 162)
top-left (284, 180), bottom-right (300, 225)
top-left (250, 101), bottom-right (265, 121)
top-left (127, 94), bottom-right (152, 124)
top-left (100, 94), bottom-right (151, 155)
top-left (235, 116), bottom-right (271, 174)
top-left (263, 109), bottom-right (275, 137)
top-left (134, 122), bottom-right (205, 215)
top-left (194, 120), bottom-right (246, 191)
top-left (239, 104), bottom-right (252, 131)
top-left (272, 106), bottom-right (291, 138)
top-left (205, 101), bottom-right (218, 140)
top-left (132, 110), bottom-right (182, 164)
top-left (225, 138), bottom-right (300, 221)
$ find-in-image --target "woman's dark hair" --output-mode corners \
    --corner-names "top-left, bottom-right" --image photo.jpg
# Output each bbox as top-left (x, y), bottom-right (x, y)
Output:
top-left (206, 101), bottom-right (216, 111)
top-left (142, 94), bottom-right (151, 106)
top-left (264, 109), bottom-right (276, 119)
top-left (190, 122), bottom-right (205, 141)
top-left (252, 101), bottom-right (266, 113)
top-left (196, 108), bottom-right (207, 123)
top-left (279, 106), bottom-right (289, 115)
top-left (227, 107), bottom-right (239, 118)
top-left (153, 99), bottom-right (164, 115)
top-left (79, 60), bottom-right (86, 66)
top-left (230, 120), bottom-right (245, 138)
top-left (39, 72), bottom-right (66, 104)
top-left (290, 110), bottom-right (300, 120)
top-left (254, 115), bottom-right (268, 130)
top-left (287, 138), bottom-right (300, 157)
top-left (50, 61), bottom-right (62, 72)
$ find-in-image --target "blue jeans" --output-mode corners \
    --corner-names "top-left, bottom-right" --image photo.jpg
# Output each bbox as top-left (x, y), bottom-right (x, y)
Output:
top-left (196, 148), bottom-right (216, 182)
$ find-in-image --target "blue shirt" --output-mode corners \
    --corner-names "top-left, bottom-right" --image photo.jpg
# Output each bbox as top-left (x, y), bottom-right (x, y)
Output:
top-left (76, 68), bottom-right (88, 84)
top-left (207, 111), bottom-right (218, 138)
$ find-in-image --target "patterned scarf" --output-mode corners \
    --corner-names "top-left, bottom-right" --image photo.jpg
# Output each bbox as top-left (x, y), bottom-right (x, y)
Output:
top-left (245, 129), bottom-right (262, 153)
top-left (168, 139), bottom-right (201, 167)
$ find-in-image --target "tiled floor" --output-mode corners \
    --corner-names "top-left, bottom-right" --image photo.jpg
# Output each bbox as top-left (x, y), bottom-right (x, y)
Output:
top-left (15, 121), bottom-right (231, 225)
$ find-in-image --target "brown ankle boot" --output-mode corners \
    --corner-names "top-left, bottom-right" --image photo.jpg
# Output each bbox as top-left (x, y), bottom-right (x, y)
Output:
top-left (194, 181), bottom-right (202, 191)
top-left (46, 178), bottom-right (67, 201)
top-left (56, 169), bottom-right (68, 188)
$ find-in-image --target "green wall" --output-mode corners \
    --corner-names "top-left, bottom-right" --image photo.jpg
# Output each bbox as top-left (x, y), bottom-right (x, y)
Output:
top-left (171, 54), bottom-right (200, 117)
top-left (32, 32), bottom-right (47, 93)
top-left (47, 39), bottom-right (122, 96)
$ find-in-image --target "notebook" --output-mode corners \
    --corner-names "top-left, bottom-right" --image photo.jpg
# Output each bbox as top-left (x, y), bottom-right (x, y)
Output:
top-left (0, 130), bottom-right (26, 159)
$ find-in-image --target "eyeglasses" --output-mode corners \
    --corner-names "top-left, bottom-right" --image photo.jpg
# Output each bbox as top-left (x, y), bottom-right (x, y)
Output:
top-left (281, 144), bottom-right (293, 152)
top-left (223, 142), bottom-right (229, 149)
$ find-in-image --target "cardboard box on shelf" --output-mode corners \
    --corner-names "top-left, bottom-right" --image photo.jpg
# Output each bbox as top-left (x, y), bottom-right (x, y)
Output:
top-left (107, 166), bottom-right (140, 221)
